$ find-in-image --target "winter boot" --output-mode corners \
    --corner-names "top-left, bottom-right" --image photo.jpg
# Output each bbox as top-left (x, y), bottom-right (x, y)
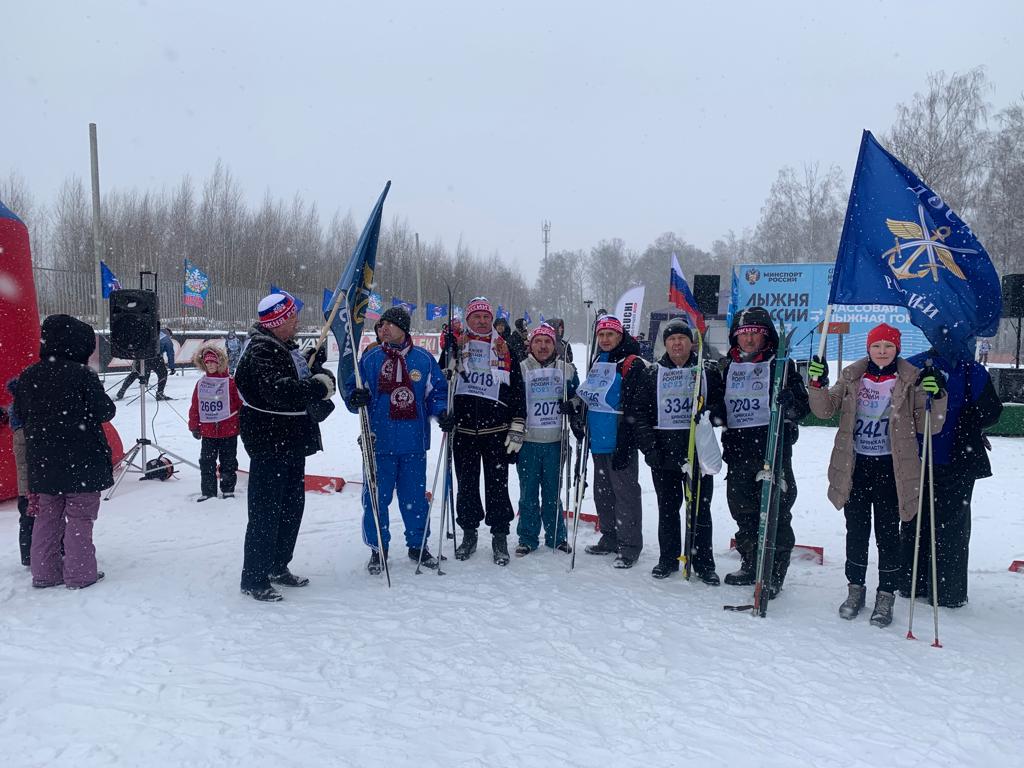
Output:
top-left (869, 590), bottom-right (896, 628)
top-left (555, 541), bottom-right (572, 554)
top-left (242, 585), bottom-right (284, 602)
top-left (651, 560), bottom-right (678, 580)
top-left (269, 569), bottom-right (309, 587)
top-left (492, 535), bottom-right (510, 566)
top-left (839, 584), bottom-right (867, 620)
top-left (366, 550), bottom-right (387, 575)
top-left (612, 553), bottom-right (637, 569)
top-left (197, 495), bottom-right (214, 503)
top-left (767, 556), bottom-right (790, 600)
top-left (515, 544), bottom-right (533, 557)
top-left (408, 548), bottom-right (443, 569)
top-left (724, 551), bottom-right (756, 586)
top-left (696, 569), bottom-right (721, 586)
top-left (66, 571), bottom-right (105, 590)
top-left (454, 529), bottom-right (478, 561)
top-left (584, 535), bottom-right (618, 556)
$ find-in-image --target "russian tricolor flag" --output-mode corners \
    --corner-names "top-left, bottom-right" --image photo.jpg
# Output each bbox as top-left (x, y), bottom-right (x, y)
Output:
top-left (669, 253), bottom-right (706, 334)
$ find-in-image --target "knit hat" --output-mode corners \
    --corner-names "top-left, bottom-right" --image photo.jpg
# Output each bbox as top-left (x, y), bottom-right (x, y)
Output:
top-left (466, 297), bottom-right (493, 319)
top-left (662, 319), bottom-right (693, 344)
top-left (529, 323), bottom-right (557, 345)
top-left (596, 315), bottom-right (624, 335)
top-left (380, 306), bottom-right (411, 335)
top-left (202, 349), bottom-right (220, 365)
top-left (867, 323), bottom-right (901, 352)
top-left (258, 293), bottom-right (298, 328)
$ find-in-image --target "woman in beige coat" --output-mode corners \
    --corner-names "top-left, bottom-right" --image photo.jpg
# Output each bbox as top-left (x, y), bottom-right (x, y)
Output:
top-left (808, 324), bottom-right (946, 627)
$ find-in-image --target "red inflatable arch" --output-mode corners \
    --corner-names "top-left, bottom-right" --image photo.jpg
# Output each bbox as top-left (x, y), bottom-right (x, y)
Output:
top-left (0, 200), bottom-right (41, 501)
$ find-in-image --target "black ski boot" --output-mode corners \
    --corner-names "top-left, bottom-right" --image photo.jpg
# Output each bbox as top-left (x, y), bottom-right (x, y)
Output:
top-left (492, 535), bottom-right (510, 566)
top-left (651, 560), bottom-right (678, 579)
top-left (366, 549), bottom-right (388, 575)
top-left (269, 569), bottom-right (309, 588)
top-left (242, 585), bottom-right (283, 602)
top-left (454, 529), bottom-right (478, 561)
top-left (696, 569), bottom-right (721, 586)
top-left (724, 551), bottom-right (756, 586)
top-left (869, 590), bottom-right (896, 628)
top-left (768, 556), bottom-right (790, 600)
top-left (584, 535), bottom-right (617, 556)
top-left (408, 547), bottom-right (443, 569)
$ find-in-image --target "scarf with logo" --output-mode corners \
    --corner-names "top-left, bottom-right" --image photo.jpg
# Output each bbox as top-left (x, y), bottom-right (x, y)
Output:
top-left (378, 336), bottom-right (417, 420)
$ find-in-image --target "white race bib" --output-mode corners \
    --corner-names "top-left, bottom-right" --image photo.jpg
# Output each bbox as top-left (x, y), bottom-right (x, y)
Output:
top-left (724, 361), bottom-right (771, 428)
top-left (577, 361), bottom-right (621, 414)
top-left (455, 340), bottom-right (508, 401)
top-left (656, 365), bottom-right (700, 430)
top-left (524, 366), bottom-right (563, 430)
top-left (197, 376), bottom-right (231, 423)
top-left (853, 377), bottom-right (895, 456)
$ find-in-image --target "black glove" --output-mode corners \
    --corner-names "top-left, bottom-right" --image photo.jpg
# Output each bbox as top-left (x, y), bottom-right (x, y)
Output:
top-left (643, 448), bottom-right (662, 469)
top-left (437, 411), bottom-right (458, 433)
top-left (305, 344), bottom-right (328, 370)
top-left (348, 387), bottom-right (372, 408)
top-left (192, 429), bottom-right (202, 440)
top-left (916, 365), bottom-right (947, 398)
top-left (808, 355), bottom-right (829, 387)
top-left (558, 399), bottom-right (575, 415)
top-left (777, 389), bottom-right (795, 410)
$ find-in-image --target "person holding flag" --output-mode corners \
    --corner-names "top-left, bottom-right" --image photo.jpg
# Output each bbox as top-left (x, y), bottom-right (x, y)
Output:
top-left (345, 306), bottom-right (449, 573)
top-left (441, 296), bottom-right (526, 566)
top-left (514, 323), bottom-right (579, 556)
top-left (669, 253), bottom-right (707, 334)
top-left (630, 319), bottom-right (723, 583)
top-left (826, 130), bottom-right (1004, 609)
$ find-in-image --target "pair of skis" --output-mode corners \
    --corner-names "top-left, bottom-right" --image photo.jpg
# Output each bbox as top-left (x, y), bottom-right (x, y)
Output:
top-left (724, 324), bottom-right (795, 616)
top-left (680, 329), bottom-right (705, 581)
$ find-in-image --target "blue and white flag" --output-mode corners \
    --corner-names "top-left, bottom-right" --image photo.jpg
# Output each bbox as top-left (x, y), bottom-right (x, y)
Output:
top-left (322, 288), bottom-right (334, 315)
top-left (270, 284), bottom-right (305, 313)
top-left (392, 297), bottom-right (417, 313)
top-left (830, 130), bottom-right (1001, 361)
top-left (325, 181), bottom-right (391, 394)
top-left (426, 302), bottom-right (447, 321)
top-left (100, 260), bottom-right (121, 299)
top-left (523, 310), bottom-right (532, 325)
top-left (496, 305), bottom-right (510, 321)
top-left (183, 259), bottom-right (210, 308)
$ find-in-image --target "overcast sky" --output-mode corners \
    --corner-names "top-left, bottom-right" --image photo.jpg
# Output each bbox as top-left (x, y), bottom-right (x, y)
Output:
top-left (6, 1), bottom-right (1024, 282)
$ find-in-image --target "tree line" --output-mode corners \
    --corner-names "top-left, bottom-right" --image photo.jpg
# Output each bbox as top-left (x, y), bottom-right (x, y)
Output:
top-left (2, 68), bottom-right (1021, 347)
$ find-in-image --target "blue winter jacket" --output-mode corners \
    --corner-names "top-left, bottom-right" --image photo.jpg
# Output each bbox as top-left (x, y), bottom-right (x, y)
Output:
top-left (347, 342), bottom-right (448, 455)
top-left (160, 331), bottom-right (176, 371)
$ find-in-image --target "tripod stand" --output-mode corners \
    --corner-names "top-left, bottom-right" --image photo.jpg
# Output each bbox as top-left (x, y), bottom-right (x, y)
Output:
top-left (105, 359), bottom-right (200, 500)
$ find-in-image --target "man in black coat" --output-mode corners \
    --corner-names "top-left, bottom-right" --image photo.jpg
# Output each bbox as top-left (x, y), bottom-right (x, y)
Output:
top-left (234, 293), bottom-right (336, 602)
top-left (14, 314), bottom-right (115, 589)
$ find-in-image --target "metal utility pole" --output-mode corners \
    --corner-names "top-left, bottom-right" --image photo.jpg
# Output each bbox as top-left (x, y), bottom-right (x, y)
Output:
top-left (415, 232), bottom-right (423, 330)
top-left (89, 124), bottom-right (105, 331)
top-left (541, 220), bottom-right (551, 268)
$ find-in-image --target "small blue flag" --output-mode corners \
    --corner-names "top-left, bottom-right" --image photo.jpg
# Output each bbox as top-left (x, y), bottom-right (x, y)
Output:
top-left (523, 310), bottom-right (531, 325)
top-left (183, 259), bottom-right (210, 308)
top-left (392, 297), bottom-right (417, 313)
top-left (100, 260), bottom-right (121, 299)
top-left (322, 288), bottom-right (334, 315)
top-left (325, 181), bottom-right (391, 395)
top-left (426, 302), bottom-right (447, 321)
top-left (831, 131), bottom-right (1001, 361)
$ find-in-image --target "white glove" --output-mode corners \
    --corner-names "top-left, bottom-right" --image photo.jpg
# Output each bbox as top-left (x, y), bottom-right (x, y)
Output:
top-left (505, 419), bottom-right (526, 454)
top-left (680, 461), bottom-right (693, 480)
top-left (312, 373), bottom-right (336, 400)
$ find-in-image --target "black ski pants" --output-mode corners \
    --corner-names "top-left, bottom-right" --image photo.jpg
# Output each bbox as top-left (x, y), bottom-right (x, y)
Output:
top-left (18, 495), bottom-right (33, 566)
top-left (900, 467), bottom-right (974, 607)
top-left (117, 358), bottom-right (168, 398)
top-left (844, 455), bottom-right (901, 592)
top-left (726, 453), bottom-right (796, 562)
top-left (199, 435), bottom-right (238, 497)
top-left (650, 466), bottom-right (715, 574)
top-left (241, 454), bottom-right (305, 591)
top-left (453, 429), bottom-right (514, 536)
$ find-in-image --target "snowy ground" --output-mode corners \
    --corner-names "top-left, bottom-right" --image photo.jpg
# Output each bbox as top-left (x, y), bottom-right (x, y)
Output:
top-left (2, 356), bottom-right (1023, 768)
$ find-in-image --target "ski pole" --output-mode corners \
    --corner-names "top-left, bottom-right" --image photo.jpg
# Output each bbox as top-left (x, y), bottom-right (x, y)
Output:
top-left (906, 397), bottom-right (931, 640)
top-left (926, 411), bottom-right (942, 648)
top-left (415, 433), bottom-right (448, 574)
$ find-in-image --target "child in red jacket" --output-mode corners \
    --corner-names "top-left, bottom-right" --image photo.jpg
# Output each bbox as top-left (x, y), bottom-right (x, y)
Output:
top-left (188, 344), bottom-right (242, 501)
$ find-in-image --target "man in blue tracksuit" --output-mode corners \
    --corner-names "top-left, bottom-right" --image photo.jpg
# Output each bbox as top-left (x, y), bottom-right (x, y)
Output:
top-left (346, 307), bottom-right (450, 573)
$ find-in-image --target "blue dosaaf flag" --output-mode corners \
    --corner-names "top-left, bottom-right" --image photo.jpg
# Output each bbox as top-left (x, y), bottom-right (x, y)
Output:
top-left (325, 181), bottom-right (391, 395)
top-left (322, 288), bottom-right (334, 315)
top-left (426, 302), bottom-right (447, 321)
top-left (523, 310), bottom-right (531, 325)
top-left (392, 297), bottom-right (417, 313)
top-left (100, 260), bottom-right (121, 299)
top-left (830, 130), bottom-right (1001, 362)
top-left (496, 305), bottom-right (510, 321)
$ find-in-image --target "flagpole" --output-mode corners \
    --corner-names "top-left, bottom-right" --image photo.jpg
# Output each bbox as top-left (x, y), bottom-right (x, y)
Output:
top-left (813, 304), bottom-right (834, 375)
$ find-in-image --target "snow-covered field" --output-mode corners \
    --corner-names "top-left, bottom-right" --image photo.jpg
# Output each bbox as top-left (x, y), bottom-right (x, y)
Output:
top-left (2, 357), bottom-right (1023, 768)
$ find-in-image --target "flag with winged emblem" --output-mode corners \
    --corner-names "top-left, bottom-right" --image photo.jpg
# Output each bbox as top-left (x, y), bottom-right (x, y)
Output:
top-left (830, 130), bottom-right (1001, 362)
top-left (325, 181), bottom-right (391, 395)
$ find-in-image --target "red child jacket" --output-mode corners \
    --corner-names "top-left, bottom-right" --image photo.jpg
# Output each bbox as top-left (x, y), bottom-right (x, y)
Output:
top-left (188, 372), bottom-right (242, 438)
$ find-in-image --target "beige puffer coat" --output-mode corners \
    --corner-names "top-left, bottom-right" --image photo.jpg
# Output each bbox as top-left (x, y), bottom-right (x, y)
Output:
top-left (809, 357), bottom-right (947, 522)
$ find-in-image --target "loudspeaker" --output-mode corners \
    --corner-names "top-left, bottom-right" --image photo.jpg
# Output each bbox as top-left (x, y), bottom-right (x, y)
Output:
top-left (693, 274), bottom-right (721, 317)
top-left (1002, 274), bottom-right (1024, 318)
top-left (110, 289), bottom-right (159, 360)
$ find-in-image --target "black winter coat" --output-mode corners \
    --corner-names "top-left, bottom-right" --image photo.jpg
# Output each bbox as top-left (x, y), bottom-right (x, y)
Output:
top-left (440, 338), bottom-right (527, 434)
top-left (14, 315), bottom-right (115, 494)
top-left (630, 351), bottom-right (725, 463)
top-left (235, 324), bottom-right (333, 459)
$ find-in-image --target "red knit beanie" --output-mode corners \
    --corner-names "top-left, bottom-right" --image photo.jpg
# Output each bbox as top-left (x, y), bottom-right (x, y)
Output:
top-left (867, 323), bottom-right (901, 352)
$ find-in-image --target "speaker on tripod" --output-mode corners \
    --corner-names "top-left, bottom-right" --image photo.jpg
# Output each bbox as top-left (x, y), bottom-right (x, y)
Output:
top-left (110, 289), bottom-right (160, 360)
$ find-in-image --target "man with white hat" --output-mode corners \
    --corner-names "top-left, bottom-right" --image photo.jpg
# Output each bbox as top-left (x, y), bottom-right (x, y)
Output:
top-left (234, 292), bottom-right (337, 602)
